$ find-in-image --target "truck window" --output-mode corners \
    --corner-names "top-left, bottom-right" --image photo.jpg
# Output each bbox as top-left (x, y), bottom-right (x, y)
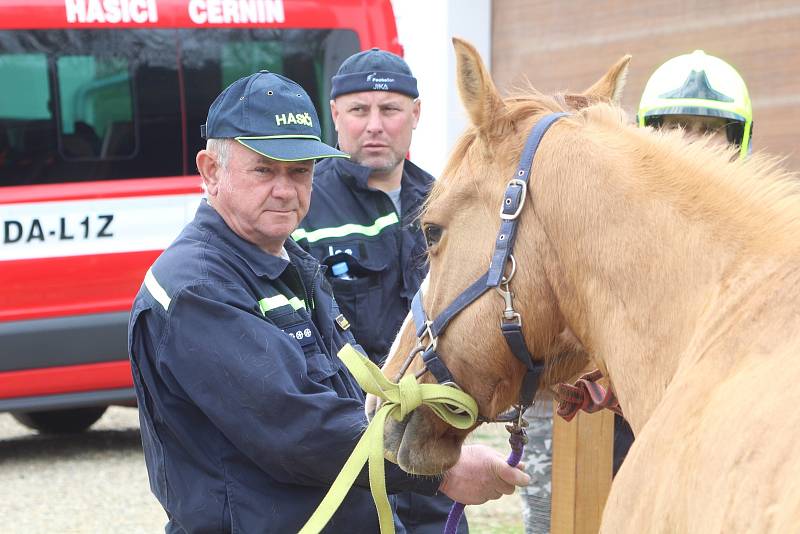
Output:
top-left (0, 29), bottom-right (182, 186)
top-left (56, 55), bottom-right (134, 160)
top-left (0, 27), bottom-right (359, 186)
top-left (179, 28), bottom-right (360, 162)
top-left (0, 51), bottom-right (53, 186)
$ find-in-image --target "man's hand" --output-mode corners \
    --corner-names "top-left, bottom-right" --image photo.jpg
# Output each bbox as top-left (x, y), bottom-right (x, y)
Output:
top-left (438, 444), bottom-right (530, 505)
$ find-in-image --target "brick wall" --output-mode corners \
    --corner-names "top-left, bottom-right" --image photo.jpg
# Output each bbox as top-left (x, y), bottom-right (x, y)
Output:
top-left (491, 0), bottom-right (800, 168)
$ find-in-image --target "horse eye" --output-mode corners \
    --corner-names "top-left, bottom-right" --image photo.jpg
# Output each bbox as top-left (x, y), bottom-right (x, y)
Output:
top-left (423, 224), bottom-right (443, 247)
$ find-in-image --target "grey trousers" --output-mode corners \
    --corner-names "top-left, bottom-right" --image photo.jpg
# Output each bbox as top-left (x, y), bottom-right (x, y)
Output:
top-left (519, 405), bottom-right (553, 534)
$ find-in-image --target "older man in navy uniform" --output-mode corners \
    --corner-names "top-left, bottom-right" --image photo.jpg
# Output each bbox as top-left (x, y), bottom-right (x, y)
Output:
top-left (128, 70), bottom-right (529, 533)
top-left (294, 49), bottom-right (466, 533)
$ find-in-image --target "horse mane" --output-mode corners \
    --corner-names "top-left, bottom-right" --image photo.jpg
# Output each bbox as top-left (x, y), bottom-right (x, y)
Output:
top-left (431, 90), bottom-right (800, 254)
top-left (583, 103), bottom-right (800, 252)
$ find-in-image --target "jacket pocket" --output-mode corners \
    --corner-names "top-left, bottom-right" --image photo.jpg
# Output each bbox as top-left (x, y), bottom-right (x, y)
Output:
top-left (322, 253), bottom-right (389, 361)
top-left (304, 350), bottom-right (338, 382)
top-left (272, 314), bottom-right (337, 382)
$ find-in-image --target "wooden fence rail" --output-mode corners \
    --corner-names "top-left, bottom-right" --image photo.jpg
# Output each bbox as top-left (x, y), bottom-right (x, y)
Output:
top-left (551, 404), bottom-right (614, 534)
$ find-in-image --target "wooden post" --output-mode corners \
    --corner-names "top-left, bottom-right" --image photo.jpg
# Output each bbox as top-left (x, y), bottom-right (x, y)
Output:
top-left (550, 403), bottom-right (614, 534)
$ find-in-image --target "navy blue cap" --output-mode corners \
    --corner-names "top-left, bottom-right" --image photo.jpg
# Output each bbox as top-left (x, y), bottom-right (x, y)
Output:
top-left (330, 48), bottom-right (418, 99)
top-left (202, 71), bottom-right (347, 161)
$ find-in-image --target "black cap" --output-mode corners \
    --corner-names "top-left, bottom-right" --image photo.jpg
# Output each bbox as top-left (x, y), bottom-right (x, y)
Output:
top-left (202, 71), bottom-right (348, 161)
top-left (330, 48), bottom-right (418, 99)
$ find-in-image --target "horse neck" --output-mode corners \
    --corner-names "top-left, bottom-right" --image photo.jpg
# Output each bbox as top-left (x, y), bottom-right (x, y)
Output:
top-left (531, 135), bottom-right (741, 433)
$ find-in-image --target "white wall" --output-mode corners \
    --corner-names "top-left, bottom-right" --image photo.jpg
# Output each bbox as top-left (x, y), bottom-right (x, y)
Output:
top-left (391, 0), bottom-right (492, 178)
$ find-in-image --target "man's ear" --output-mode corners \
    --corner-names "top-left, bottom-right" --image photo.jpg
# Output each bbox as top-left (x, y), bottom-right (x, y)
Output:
top-left (411, 98), bottom-right (420, 129)
top-left (196, 149), bottom-right (221, 197)
top-left (330, 99), bottom-right (339, 132)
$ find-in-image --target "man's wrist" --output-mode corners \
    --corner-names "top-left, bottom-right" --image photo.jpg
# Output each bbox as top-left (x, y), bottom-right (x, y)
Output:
top-left (437, 470), bottom-right (450, 495)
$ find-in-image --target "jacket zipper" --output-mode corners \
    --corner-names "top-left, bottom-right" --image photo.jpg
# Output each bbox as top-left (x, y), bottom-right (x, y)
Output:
top-left (308, 264), bottom-right (320, 311)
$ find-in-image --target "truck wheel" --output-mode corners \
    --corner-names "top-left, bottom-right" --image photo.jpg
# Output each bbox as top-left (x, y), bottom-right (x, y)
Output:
top-left (11, 406), bottom-right (108, 434)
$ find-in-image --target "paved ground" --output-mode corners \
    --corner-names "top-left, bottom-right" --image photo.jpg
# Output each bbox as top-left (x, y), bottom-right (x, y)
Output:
top-left (0, 407), bottom-right (522, 533)
top-left (0, 407), bottom-right (165, 533)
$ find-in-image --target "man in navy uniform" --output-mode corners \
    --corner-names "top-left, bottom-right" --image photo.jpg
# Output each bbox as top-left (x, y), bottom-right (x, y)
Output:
top-left (128, 70), bottom-right (529, 533)
top-left (294, 49), bottom-right (466, 533)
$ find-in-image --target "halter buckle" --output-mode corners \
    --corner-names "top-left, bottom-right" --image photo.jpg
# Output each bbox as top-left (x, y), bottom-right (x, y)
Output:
top-left (499, 179), bottom-right (528, 220)
top-left (418, 320), bottom-right (438, 352)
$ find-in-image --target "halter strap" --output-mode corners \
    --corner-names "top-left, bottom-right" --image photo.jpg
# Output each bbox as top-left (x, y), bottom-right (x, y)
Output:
top-left (487, 112), bottom-right (569, 287)
top-left (407, 112), bottom-right (570, 418)
top-left (500, 321), bottom-right (545, 407)
top-left (411, 274), bottom-right (492, 340)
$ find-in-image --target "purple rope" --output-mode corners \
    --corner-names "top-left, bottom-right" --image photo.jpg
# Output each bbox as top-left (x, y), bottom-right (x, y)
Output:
top-left (442, 429), bottom-right (527, 534)
top-left (444, 502), bottom-right (466, 534)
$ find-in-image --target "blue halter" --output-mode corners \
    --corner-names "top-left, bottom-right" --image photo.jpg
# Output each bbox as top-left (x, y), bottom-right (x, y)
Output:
top-left (398, 112), bottom-right (569, 422)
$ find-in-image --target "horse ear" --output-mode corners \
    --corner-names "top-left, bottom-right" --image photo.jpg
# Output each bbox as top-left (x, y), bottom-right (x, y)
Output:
top-left (581, 54), bottom-right (632, 105)
top-left (453, 37), bottom-right (505, 129)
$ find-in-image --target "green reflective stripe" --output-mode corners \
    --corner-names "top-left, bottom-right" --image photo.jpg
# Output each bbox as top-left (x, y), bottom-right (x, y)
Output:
top-left (236, 134), bottom-right (323, 142)
top-left (292, 213), bottom-right (399, 243)
top-left (259, 294), bottom-right (306, 314)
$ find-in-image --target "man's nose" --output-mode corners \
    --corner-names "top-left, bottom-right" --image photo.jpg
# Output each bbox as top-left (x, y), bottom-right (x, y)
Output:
top-left (365, 109), bottom-right (383, 133)
top-left (271, 174), bottom-right (295, 199)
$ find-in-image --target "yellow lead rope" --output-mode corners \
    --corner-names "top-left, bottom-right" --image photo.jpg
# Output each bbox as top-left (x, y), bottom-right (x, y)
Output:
top-left (299, 344), bottom-right (478, 534)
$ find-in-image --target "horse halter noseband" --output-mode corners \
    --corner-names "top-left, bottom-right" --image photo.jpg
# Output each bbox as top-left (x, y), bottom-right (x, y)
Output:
top-left (395, 112), bottom-right (569, 425)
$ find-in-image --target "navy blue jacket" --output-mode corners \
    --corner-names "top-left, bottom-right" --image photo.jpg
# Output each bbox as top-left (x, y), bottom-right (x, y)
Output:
top-left (295, 158), bottom-right (468, 534)
top-left (293, 157), bottom-right (432, 364)
top-left (128, 201), bottom-right (438, 533)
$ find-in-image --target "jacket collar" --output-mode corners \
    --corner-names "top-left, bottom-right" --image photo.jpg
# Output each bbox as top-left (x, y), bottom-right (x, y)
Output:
top-left (194, 200), bottom-right (318, 280)
top-left (398, 159), bottom-right (434, 220)
top-left (330, 156), bottom-right (433, 195)
top-left (330, 157), bottom-right (374, 190)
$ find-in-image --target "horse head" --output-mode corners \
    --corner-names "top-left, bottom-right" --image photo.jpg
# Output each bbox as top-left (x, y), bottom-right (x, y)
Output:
top-left (367, 38), bottom-right (631, 475)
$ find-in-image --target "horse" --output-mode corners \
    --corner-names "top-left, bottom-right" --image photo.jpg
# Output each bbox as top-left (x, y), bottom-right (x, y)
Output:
top-left (366, 38), bottom-right (800, 532)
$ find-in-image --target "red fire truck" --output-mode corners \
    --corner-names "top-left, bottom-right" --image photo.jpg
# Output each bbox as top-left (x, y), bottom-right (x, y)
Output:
top-left (0, 0), bottom-right (402, 433)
